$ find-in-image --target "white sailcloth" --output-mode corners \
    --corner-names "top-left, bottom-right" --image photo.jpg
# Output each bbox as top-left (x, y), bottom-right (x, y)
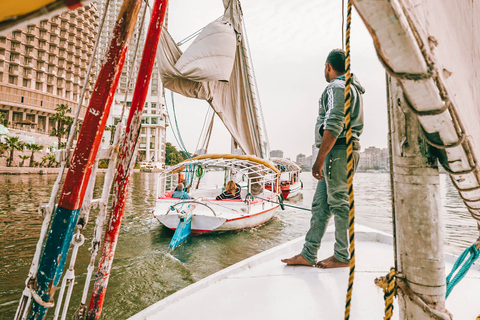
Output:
top-left (156, 0), bottom-right (265, 158)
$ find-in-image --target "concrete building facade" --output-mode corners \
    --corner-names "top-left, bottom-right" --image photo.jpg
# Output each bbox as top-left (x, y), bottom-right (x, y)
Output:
top-left (0, 5), bottom-right (98, 147)
top-left (97, 0), bottom-right (167, 169)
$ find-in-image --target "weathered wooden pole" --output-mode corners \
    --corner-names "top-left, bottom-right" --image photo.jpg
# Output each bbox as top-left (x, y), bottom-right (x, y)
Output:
top-left (387, 75), bottom-right (448, 319)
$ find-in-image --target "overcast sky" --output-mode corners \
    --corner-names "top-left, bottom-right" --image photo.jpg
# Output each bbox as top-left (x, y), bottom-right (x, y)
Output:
top-left (165, 0), bottom-right (388, 159)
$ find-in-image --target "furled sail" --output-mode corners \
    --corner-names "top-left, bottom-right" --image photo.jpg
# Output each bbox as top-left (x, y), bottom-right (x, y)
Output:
top-left (156, 0), bottom-right (268, 158)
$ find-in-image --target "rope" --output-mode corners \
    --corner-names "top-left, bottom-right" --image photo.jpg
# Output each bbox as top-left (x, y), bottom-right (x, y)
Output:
top-left (239, 36), bottom-right (264, 158)
top-left (245, 193), bottom-right (312, 212)
top-left (120, 0), bottom-right (149, 120)
top-left (343, 0), bottom-right (355, 319)
top-left (375, 268), bottom-right (396, 320)
top-left (446, 244), bottom-right (480, 298)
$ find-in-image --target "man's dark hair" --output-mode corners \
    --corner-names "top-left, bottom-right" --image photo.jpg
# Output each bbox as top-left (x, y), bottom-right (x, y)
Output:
top-left (326, 49), bottom-right (346, 73)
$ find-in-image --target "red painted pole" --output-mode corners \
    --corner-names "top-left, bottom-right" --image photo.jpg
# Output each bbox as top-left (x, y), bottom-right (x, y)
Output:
top-left (86, 1), bottom-right (169, 318)
top-left (28, 1), bottom-right (142, 318)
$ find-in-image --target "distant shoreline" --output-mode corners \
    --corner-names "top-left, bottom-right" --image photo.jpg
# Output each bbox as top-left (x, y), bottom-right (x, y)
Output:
top-left (0, 167), bottom-right (142, 175)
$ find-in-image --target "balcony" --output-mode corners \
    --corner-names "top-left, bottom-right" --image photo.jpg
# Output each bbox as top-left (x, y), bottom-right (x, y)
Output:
top-left (23, 60), bottom-right (33, 68)
top-left (58, 50), bottom-right (67, 59)
top-left (8, 68), bottom-right (19, 76)
top-left (23, 71), bottom-right (33, 79)
top-left (36, 73), bottom-right (45, 81)
top-left (37, 52), bottom-right (46, 62)
top-left (59, 31), bottom-right (67, 40)
top-left (46, 68), bottom-right (56, 76)
top-left (24, 49), bottom-right (34, 58)
top-left (48, 55), bottom-right (58, 65)
top-left (26, 26), bottom-right (36, 35)
top-left (9, 55), bottom-right (20, 65)
top-left (37, 41), bottom-right (47, 51)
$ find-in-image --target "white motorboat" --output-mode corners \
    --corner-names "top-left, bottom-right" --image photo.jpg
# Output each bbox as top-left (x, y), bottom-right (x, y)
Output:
top-left (154, 154), bottom-right (281, 234)
top-left (267, 157), bottom-right (303, 199)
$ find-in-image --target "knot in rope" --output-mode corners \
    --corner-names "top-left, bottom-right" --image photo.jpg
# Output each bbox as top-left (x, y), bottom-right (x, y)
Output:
top-left (375, 267), bottom-right (396, 320)
top-left (446, 243), bottom-right (480, 298)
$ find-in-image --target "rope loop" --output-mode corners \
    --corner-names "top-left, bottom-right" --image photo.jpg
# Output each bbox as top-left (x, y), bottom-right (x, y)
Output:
top-left (375, 267), bottom-right (396, 320)
top-left (446, 243), bottom-right (480, 298)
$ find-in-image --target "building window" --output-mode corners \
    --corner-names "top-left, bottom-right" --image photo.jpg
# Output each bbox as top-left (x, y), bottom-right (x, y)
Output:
top-left (23, 79), bottom-right (30, 87)
top-left (35, 82), bottom-right (42, 90)
top-left (21, 96), bottom-right (24, 103)
top-left (0, 37), bottom-right (5, 44)
top-left (47, 85), bottom-right (53, 93)
top-left (8, 75), bottom-right (17, 84)
top-left (57, 88), bottom-right (63, 96)
top-left (151, 90), bottom-right (158, 96)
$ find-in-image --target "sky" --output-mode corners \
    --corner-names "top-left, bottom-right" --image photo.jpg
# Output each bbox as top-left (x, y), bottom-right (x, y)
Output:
top-left (165, 0), bottom-right (388, 159)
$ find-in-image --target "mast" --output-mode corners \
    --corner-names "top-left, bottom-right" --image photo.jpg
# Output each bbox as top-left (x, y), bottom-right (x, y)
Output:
top-left (27, 1), bottom-right (142, 318)
top-left (387, 75), bottom-right (447, 319)
top-left (86, 1), bottom-right (169, 318)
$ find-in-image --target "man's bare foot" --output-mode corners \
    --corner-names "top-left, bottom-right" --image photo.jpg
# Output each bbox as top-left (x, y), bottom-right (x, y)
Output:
top-left (316, 255), bottom-right (349, 268)
top-left (281, 254), bottom-right (314, 266)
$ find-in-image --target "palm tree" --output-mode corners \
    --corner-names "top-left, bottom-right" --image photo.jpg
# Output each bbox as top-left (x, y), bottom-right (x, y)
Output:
top-left (0, 111), bottom-right (8, 126)
top-left (5, 136), bottom-right (23, 167)
top-left (45, 154), bottom-right (57, 167)
top-left (18, 155), bottom-right (30, 167)
top-left (25, 143), bottom-right (44, 167)
top-left (50, 104), bottom-right (73, 149)
top-left (41, 155), bottom-right (49, 167)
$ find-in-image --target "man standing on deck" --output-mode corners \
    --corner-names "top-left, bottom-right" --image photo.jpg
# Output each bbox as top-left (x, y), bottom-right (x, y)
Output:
top-left (282, 49), bottom-right (364, 268)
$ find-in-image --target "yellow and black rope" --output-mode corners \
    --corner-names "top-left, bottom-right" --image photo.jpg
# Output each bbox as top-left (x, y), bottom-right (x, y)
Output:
top-left (343, 0), bottom-right (355, 319)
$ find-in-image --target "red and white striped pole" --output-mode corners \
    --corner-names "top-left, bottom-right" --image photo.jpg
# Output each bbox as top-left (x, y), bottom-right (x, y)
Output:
top-left (86, 1), bottom-right (169, 318)
top-left (27, 1), bottom-right (142, 318)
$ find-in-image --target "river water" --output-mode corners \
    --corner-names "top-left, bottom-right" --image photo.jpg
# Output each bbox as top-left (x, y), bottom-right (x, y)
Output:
top-left (0, 172), bottom-right (477, 319)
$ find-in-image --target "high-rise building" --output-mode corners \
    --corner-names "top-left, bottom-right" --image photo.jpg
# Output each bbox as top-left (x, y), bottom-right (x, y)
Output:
top-left (0, 5), bottom-right (98, 147)
top-left (96, 0), bottom-right (167, 169)
top-left (296, 153), bottom-right (306, 166)
top-left (270, 149), bottom-right (283, 158)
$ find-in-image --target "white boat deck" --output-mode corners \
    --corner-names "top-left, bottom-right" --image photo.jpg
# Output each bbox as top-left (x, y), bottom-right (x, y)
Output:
top-left (130, 225), bottom-right (480, 319)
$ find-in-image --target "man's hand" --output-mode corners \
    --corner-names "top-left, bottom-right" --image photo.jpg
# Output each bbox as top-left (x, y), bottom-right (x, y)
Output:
top-left (312, 129), bottom-right (337, 181)
top-left (312, 158), bottom-right (324, 180)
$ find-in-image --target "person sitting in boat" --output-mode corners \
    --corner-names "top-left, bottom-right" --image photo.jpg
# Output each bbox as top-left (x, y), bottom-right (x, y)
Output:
top-left (216, 181), bottom-right (241, 200)
top-left (171, 183), bottom-right (192, 199)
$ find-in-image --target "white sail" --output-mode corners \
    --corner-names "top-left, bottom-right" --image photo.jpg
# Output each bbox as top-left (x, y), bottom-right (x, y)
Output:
top-left (156, 0), bottom-right (267, 158)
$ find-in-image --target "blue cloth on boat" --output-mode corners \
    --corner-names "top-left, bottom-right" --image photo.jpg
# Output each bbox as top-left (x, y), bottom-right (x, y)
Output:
top-left (172, 190), bottom-right (192, 199)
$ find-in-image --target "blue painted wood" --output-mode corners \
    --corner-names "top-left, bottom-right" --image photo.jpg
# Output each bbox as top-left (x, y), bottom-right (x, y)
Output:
top-left (28, 207), bottom-right (80, 320)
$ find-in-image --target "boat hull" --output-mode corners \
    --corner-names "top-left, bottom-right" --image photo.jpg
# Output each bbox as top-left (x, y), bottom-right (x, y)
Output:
top-left (154, 198), bottom-right (279, 234)
top-left (129, 225), bottom-right (480, 320)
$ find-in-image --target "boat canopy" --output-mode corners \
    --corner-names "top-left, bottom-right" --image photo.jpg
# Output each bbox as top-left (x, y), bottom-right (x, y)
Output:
top-left (157, 154), bottom-right (280, 197)
top-left (156, 0), bottom-right (268, 158)
top-left (270, 157), bottom-right (301, 172)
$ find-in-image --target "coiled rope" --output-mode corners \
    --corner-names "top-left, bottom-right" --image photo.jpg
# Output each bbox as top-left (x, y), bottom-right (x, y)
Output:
top-left (343, 0), bottom-right (356, 319)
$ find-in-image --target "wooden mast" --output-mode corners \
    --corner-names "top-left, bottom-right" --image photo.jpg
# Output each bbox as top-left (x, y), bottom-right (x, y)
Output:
top-left (27, 1), bottom-right (142, 319)
top-left (86, 0), bottom-right (169, 318)
top-left (387, 75), bottom-right (448, 319)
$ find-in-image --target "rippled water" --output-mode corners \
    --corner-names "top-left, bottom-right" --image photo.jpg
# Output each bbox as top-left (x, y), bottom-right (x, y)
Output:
top-left (0, 172), bottom-right (477, 319)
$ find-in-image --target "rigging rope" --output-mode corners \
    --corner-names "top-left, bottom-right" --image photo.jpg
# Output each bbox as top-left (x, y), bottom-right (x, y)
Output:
top-left (343, 0), bottom-right (356, 319)
top-left (445, 243), bottom-right (480, 298)
top-left (239, 37), bottom-right (263, 158)
top-left (120, 0), bottom-right (149, 120)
